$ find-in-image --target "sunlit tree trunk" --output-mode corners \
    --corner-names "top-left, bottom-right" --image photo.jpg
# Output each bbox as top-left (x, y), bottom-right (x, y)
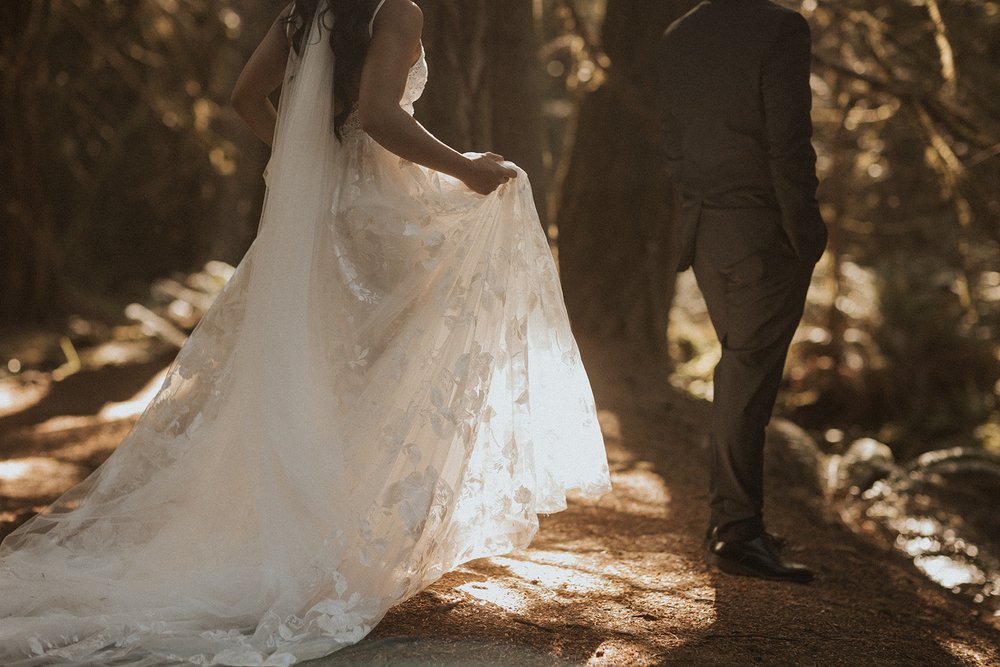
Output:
top-left (417, 0), bottom-right (548, 226)
top-left (555, 0), bottom-right (694, 362)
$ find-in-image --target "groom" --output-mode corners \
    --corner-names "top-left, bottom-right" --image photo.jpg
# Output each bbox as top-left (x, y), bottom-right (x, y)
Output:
top-left (657, 0), bottom-right (827, 583)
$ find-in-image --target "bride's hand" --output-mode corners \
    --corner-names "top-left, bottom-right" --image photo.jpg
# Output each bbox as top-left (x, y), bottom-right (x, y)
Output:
top-left (460, 153), bottom-right (518, 195)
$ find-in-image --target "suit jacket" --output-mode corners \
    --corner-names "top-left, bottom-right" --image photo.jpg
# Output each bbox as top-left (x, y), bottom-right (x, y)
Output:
top-left (657, 0), bottom-right (828, 272)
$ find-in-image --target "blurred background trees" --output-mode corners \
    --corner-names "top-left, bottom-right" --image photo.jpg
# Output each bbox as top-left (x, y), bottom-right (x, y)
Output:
top-left (0, 0), bottom-right (272, 323)
top-left (1, 0), bottom-right (998, 463)
top-left (788, 0), bottom-right (1000, 460)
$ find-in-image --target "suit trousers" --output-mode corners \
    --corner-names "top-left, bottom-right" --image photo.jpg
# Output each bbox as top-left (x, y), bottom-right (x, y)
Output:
top-left (691, 206), bottom-right (815, 542)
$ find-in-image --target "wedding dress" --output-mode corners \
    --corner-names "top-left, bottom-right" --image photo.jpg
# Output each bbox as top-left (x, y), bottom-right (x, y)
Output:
top-left (0, 2), bottom-right (610, 665)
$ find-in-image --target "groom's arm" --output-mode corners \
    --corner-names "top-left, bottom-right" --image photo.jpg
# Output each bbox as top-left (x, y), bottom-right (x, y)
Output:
top-left (655, 41), bottom-right (684, 183)
top-left (761, 11), bottom-right (827, 263)
top-left (660, 107), bottom-right (684, 183)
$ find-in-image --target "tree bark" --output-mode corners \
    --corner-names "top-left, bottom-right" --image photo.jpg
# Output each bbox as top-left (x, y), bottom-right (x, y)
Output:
top-left (0, 1), bottom-right (62, 324)
top-left (416, 0), bottom-right (548, 227)
top-left (555, 0), bottom-right (694, 363)
top-left (205, 0), bottom-right (274, 266)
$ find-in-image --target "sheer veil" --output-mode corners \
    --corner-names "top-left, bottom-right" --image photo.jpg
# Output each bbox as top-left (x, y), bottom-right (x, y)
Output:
top-left (0, 6), bottom-right (370, 666)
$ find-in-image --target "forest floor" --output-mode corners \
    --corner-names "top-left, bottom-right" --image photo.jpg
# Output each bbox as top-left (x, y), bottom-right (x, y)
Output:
top-left (1, 335), bottom-right (999, 666)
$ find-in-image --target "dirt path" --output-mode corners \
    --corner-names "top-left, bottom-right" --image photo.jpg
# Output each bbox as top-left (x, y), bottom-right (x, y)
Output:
top-left (1, 337), bottom-right (998, 665)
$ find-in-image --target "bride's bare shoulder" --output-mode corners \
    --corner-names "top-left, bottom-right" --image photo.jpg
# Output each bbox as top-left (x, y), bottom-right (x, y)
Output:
top-left (373, 0), bottom-right (423, 37)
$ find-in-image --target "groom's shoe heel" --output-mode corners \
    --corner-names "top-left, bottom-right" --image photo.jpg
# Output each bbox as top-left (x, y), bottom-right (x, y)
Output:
top-left (705, 532), bottom-right (814, 584)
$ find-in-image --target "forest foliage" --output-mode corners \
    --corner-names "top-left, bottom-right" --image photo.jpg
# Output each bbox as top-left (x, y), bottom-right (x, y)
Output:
top-left (791, 0), bottom-right (1000, 459)
top-left (1, 0), bottom-right (271, 321)
top-left (1, 0), bottom-right (999, 464)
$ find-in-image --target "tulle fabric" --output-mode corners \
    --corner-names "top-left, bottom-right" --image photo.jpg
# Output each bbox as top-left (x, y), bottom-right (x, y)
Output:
top-left (0, 6), bottom-right (610, 666)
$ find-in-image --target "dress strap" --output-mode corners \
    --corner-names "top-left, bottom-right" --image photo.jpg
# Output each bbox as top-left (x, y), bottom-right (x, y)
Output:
top-left (284, 2), bottom-right (297, 42)
top-left (369, 0), bottom-right (389, 37)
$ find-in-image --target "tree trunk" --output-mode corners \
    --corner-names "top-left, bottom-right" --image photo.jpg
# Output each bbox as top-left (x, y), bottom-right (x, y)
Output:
top-left (0, 1), bottom-right (62, 324)
top-left (205, 0), bottom-right (274, 266)
top-left (416, 0), bottom-right (548, 227)
top-left (555, 0), bottom-right (694, 363)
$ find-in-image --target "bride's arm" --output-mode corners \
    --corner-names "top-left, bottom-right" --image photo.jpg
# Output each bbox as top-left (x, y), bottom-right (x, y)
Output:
top-left (359, 0), bottom-right (516, 195)
top-left (230, 5), bottom-right (293, 146)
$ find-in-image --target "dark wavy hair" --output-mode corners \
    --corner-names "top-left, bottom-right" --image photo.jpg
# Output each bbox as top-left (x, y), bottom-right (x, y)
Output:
top-left (285, 0), bottom-right (378, 139)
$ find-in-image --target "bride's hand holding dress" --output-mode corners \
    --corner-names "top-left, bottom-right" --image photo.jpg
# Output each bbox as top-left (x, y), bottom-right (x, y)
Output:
top-left (355, 0), bottom-right (517, 196)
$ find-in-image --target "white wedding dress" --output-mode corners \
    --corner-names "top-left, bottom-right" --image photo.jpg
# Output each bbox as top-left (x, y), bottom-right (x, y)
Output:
top-left (0, 3), bottom-right (610, 666)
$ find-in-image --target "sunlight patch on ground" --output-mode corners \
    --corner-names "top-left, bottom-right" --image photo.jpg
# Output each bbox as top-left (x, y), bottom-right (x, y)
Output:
top-left (0, 456), bottom-right (86, 499)
top-left (611, 465), bottom-right (671, 504)
top-left (0, 380), bottom-right (48, 418)
top-left (605, 466), bottom-right (672, 518)
top-left (941, 638), bottom-right (996, 665)
top-left (5, 367), bottom-right (166, 435)
top-left (84, 340), bottom-right (156, 367)
top-left (33, 415), bottom-right (97, 433)
top-left (492, 552), bottom-right (613, 598)
top-left (586, 638), bottom-right (657, 666)
top-left (453, 548), bottom-right (633, 615)
top-left (476, 547), bottom-right (711, 619)
top-left (0, 460), bottom-right (33, 482)
top-left (98, 367), bottom-right (168, 420)
top-left (454, 580), bottom-right (530, 613)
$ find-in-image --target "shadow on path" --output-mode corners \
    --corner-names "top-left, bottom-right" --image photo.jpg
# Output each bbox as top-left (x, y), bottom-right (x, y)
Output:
top-left (345, 335), bottom-right (1000, 665)
top-left (1, 337), bottom-right (998, 665)
top-left (0, 354), bottom-right (172, 458)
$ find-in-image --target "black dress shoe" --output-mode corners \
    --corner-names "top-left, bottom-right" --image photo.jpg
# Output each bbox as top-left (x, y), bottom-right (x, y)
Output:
top-left (765, 530), bottom-right (787, 551)
top-left (704, 527), bottom-right (786, 551)
top-left (705, 531), bottom-right (814, 584)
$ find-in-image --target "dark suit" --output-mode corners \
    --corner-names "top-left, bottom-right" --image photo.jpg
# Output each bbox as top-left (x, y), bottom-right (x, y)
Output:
top-left (657, 0), bottom-right (828, 541)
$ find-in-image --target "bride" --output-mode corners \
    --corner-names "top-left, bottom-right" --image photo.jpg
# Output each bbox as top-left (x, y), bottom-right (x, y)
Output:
top-left (0, 0), bottom-right (611, 664)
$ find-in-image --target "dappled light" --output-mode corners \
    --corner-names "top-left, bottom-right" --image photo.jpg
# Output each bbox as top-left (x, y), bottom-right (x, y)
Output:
top-left (2, 0), bottom-right (999, 663)
top-left (451, 432), bottom-right (683, 620)
top-left (0, 382), bottom-right (46, 418)
top-left (834, 447), bottom-right (1000, 616)
top-left (2, 316), bottom-right (999, 662)
top-left (0, 460), bottom-right (32, 482)
top-left (455, 579), bottom-right (531, 614)
top-left (915, 555), bottom-right (986, 590)
top-left (98, 368), bottom-right (168, 421)
top-left (358, 339), bottom-right (1000, 663)
top-left (370, 415), bottom-right (720, 664)
top-left (0, 457), bottom-right (86, 500)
